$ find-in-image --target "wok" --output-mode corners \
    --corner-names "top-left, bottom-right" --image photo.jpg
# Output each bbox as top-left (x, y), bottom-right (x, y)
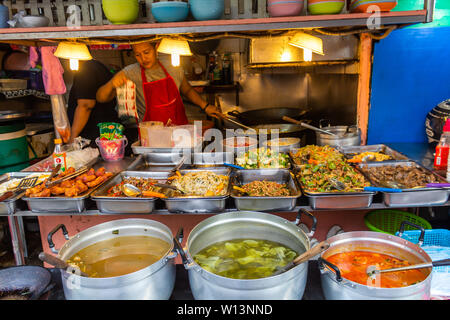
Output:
top-left (227, 107), bottom-right (309, 126)
top-left (0, 266), bottom-right (54, 300)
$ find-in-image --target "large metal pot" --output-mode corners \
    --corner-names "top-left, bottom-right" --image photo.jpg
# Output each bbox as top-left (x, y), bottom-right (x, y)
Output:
top-left (318, 222), bottom-right (433, 300)
top-left (177, 209), bottom-right (317, 300)
top-left (46, 218), bottom-right (177, 300)
top-left (316, 120), bottom-right (361, 148)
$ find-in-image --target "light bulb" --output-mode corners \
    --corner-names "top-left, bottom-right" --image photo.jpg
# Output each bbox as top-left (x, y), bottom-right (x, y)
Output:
top-left (70, 59), bottom-right (79, 71)
top-left (303, 49), bottom-right (312, 62)
top-left (280, 50), bottom-right (291, 62)
top-left (171, 53), bottom-right (180, 67)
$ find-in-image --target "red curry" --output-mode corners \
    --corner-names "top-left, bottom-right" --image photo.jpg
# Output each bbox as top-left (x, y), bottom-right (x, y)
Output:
top-left (326, 251), bottom-right (427, 288)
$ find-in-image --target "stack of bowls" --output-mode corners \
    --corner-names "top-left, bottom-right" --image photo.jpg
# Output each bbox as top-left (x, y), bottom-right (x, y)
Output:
top-left (189, 0), bottom-right (224, 20)
top-left (307, 0), bottom-right (345, 15)
top-left (151, 1), bottom-right (189, 22)
top-left (349, 0), bottom-right (398, 13)
top-left (267, 0), bottom-right (304, 17)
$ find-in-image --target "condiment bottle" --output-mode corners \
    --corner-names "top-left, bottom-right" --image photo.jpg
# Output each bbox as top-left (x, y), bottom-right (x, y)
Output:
top-left (52, 138), bottom-right (67, 172)
top-left (434, 119), bottom-right (450, 171)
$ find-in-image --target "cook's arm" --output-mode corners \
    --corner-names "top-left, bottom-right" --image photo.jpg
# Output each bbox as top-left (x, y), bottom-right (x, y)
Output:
top-left (180, 77), bottom-right (222, 119)
top-left (69, 99), bottom-right (96, 143)
top-left (96, 70), bottom-right (128, 103)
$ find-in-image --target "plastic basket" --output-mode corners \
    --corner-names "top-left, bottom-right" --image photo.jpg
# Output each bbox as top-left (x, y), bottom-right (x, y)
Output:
top-left (396, 229), bottom-right (450, 247)
top-left (364, 209), bottom-right (432, 235)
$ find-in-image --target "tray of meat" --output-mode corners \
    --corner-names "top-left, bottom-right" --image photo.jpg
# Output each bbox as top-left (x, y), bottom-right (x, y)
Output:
top-left (22, 166), bottom-right (115, 213)
top-left (358, 161), bottom-right (450, 207)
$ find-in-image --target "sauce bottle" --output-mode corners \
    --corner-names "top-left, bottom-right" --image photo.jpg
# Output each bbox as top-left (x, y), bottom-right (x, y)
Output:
top-left (434, 119), bottom-right (450, 171)
top-left (52, 138), bottom-right (67, 172)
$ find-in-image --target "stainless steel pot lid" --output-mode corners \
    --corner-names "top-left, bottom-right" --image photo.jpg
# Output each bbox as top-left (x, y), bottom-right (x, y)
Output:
top-left (0, 110), bottom-right (30, 122)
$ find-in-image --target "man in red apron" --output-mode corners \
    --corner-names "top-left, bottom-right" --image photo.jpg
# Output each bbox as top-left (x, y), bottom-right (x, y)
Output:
top-left (97, 41), bottom-right (222, 127)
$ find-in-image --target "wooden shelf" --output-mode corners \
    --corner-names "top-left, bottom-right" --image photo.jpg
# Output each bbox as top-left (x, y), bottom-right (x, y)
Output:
top-left (0, 10), bottom-right (428, 44)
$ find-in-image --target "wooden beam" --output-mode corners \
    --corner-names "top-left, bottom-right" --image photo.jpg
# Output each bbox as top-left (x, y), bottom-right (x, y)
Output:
top-left (357, 32), bottom-right (373, 145)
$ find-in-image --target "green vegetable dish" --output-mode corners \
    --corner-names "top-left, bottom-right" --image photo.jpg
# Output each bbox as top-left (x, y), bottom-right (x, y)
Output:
top-left (193, 239), bottom-right (298, 279)
top-left (235, 148), bottom-right (290, 169)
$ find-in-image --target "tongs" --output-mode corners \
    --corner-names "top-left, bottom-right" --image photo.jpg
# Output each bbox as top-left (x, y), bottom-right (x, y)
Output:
top-left (45, 166), bottom-right (89, 188)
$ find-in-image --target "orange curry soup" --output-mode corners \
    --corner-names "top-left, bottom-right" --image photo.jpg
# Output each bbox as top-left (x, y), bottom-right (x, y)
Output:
top-left (326, 251), bottom-right (428, 288)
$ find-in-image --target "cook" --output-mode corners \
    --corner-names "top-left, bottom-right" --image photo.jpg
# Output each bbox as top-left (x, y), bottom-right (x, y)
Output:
top-left (96, 41), bottom-right (223, 143)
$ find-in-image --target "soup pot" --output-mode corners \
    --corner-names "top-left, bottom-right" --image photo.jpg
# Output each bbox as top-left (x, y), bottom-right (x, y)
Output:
top-left (318, 221), bottom-right (433, 300)
top-left (46, 218), bottom-right (177, 300)
top-left (176, 209), bottom-right (318, 300)
top-left (316, 120), bottom-right (361, 148)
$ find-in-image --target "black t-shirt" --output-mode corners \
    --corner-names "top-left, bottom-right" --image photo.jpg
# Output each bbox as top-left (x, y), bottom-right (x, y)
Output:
top-left (67, 60), bottom-right (120, 145)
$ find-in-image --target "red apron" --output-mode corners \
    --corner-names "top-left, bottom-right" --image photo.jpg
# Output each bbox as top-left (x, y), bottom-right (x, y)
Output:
top-left (140, 62), bottom-right (188, 125)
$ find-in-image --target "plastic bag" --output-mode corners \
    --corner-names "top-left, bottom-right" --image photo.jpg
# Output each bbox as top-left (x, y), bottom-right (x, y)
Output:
top-left (65, 147), bottom-right (99, 169)
top-left (421, 245), bottom-right (450, 299)
top-left (116, 80), bottom-right (138, 119)
top-left (7, 10), bottom-right (26, 28)
top-left (50, 94), bottom-right (71, 143)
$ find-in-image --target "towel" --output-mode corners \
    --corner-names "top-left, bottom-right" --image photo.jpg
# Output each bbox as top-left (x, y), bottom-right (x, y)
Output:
top-left (40, 46), bottom-right (66, 95)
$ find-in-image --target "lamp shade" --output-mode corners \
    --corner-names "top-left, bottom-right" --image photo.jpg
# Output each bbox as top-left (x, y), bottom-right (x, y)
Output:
top-left (157, 39), bottom-right (193, 56)
top-left (288, 32), bottom-right (324, 55)
top-left (54, 42), bottom-right (93, 60)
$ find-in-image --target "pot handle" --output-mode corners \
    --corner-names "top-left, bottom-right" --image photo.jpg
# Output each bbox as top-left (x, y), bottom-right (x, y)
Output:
top-left (47, 224), bottom-right (70, 254)
top-left (294, 208), bottom-right (317, 238)
top-left (397, 221), bottom-right (426, 246)
top-left (318, 257), bottom-right (343, 282)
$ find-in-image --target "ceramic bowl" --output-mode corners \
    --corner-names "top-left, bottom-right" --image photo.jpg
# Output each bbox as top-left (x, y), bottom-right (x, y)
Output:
top-left (307, 0), bottom-right (345, 15)
top-left (267, 0), bottom-right (304, 17)
top-left (350, 0), bottom-right (397, 13)
top-left (189, 0), bottom-right (224, 21)
top-left (102, 0), bottom-right (139, 24)
top-left (151, 1), bottom-right (189, 22)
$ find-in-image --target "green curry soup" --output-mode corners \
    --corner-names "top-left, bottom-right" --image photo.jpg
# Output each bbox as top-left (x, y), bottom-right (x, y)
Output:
top-left (193, 239), bottom-right (298, 279)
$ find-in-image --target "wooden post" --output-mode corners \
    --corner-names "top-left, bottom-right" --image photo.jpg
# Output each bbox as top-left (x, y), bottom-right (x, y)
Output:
top-left (357, 32), bottom-right (373, 145)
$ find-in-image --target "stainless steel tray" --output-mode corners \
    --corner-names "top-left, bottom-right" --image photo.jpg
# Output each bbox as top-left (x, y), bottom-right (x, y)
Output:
top-left (91, 171), bottom-right (169, 214)
top-left (338, 144), bottom-right (409, 162)
top-left (357, 160), bottom-right (450, 207)
top-left (288, 147), bottom-right (347, 171)
top-left (22, 166), bottom-right (116, 213)
top-left (163, 168), bottom-right (231, 213)
top-left (131, 140), bottom-right (201, 155)
top-left (289, 147), bottom-right (375, 209)
top-left (230, 169), bottom-right (301, 211)
top-left (127, 153), bottom-right (192, 171)
top-left (193, 152), bottom-right (234, 167)
top-left (0, 172), bottom-right (51, 214)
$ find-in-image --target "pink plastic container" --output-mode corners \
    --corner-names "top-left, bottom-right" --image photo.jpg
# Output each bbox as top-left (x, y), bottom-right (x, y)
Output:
top-left (267, 0), bottom-right (304, 17)
top-left (96, 137), bottom-right (128, 161)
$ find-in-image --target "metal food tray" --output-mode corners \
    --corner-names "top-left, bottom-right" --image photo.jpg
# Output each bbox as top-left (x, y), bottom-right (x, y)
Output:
top-left (288, 147), bottom-right (346, 171)
top-left (0, 172), bottom-right (51, 214)
top-left (357, 160), bottom-right (450, 207)
top-left (22, 166), bottom-right (116, 213)
top-left (193, 152), bottom-right (234, 167)
top-left (163, 168), bottom-right (232, 213)
top-left (230, 169), bottom-right (301, 211)
top-left (131, 140), bottom-right (201, 155)
top-left (338, 144), bottom-right (409, 162)
top-left (91, 171), bottom-right (169, 214)
top-left (127, 153), bottom-right (191, 171)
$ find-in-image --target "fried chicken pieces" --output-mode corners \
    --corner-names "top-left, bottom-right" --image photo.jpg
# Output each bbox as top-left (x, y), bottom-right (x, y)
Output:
top-left (25, 167), bottom-right (112, 198)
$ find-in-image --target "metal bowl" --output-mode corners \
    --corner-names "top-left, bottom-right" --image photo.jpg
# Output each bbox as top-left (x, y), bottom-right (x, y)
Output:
top-left (15, 16), bottom-right (50, 28)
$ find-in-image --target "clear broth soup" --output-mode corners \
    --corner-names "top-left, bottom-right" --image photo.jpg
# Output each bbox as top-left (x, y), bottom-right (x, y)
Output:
top-left (66, 235), bottom-right (171, 278)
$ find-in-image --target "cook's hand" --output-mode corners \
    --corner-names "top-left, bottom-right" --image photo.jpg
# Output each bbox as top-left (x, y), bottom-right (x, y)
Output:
top-left (111, 71), bottom-right (128, 89)
top-left (204, 104), bottom-right (223, 119)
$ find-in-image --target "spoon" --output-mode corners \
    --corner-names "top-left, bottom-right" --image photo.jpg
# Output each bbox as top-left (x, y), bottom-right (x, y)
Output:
top-left (329, 178), bottom-right (346, 191)
top-left (122, 183), bottom-right (143, 197)
top-left (272, 241), bottom-right (330, 276)
top-left (367, 258), bottom-right (450, 278)
top-left (38, 252), bottom-right (88, 277)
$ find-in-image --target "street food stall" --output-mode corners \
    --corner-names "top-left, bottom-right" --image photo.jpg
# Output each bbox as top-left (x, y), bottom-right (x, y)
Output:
top-left (0, 0), bottom-right (448, 301)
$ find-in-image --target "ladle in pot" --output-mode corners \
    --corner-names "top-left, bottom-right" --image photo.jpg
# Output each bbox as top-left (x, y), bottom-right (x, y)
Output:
top-left (367, 258), bottom-right (450, 278)
top-left (272, 241), bottom-right (330, 276)
top-left (38, 252), bottom-right (89, 277)
top-left (282, 116), bottom-right (338, 136)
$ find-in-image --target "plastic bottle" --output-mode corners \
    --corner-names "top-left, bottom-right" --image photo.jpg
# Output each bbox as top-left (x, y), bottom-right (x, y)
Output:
top-left (434, 119), bottom-right (450, 171)
top-left (212, 51), bottom-right (222, 84)
top-left (52, 138), bottom-right (67, 172)
top-left (222, 53), bottom-right (232, 85)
